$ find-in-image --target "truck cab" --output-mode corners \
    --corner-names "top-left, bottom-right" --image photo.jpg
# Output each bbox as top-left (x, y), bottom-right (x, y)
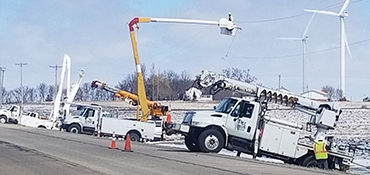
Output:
top-left (0, 105), bottom-right (21, 124)
top-left (61, 105), bottom-right (101, 134)
top-left (179, 97), bottom-right (261, 153)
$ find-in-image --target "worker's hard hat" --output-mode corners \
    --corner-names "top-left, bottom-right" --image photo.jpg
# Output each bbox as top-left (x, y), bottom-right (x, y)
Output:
top-left (317, 135), bottom-right (325, 141)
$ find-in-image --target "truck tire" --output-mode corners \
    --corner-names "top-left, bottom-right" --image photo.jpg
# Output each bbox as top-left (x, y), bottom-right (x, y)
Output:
top-left (0, 116), bottom-right (7, 124)
top-left (302, 155), bottom-right (318, 168)
top-left (198, 129), bottom-right (224, 153)
top-left (68, 124), bottom-right (81, 134)
top-left (128, 132), bottom-right (140, 142)
top-left (185, 136), bottom-right (201, 152)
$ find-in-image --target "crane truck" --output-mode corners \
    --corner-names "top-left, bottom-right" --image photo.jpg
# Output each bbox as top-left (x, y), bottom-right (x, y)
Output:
top-left (175, 70), bottom-right (354, 171)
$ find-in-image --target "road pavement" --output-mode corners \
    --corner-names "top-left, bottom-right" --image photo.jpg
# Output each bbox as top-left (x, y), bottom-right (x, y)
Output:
top-left (0, 124), bottom-right (345, 175)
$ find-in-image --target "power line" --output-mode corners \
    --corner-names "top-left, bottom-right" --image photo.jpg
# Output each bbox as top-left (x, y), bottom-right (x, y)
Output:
top-left (237, 0), bottom-right (365, 24)
top-left (228, 38), bottom-right (370, 60)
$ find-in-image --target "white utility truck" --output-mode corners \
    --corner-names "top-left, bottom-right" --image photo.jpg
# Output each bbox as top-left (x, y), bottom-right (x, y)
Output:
top-left (0, 105), bottom-right (21, 124)
top-left (175, 70), bottom-right (354, 171)
top-left (0, 105), bottom-right (53, 129)
top-left (60, 103), bottom-right (163, 141)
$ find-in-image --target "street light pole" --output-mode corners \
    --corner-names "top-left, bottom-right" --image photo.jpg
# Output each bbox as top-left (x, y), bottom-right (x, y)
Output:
top-left (0, 67), bottom-right (5, 108)
top-left (15, 62), bottom-right (27, 114)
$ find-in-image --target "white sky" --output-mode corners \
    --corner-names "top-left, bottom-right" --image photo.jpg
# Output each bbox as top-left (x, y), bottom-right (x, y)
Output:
top-left (1, 0), bottom-right (369, 101)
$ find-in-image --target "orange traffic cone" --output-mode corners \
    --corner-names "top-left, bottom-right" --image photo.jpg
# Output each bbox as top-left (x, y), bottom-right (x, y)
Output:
top-left (109, 132), bottom-right (118, 149)
top-left (123, 133), bottom-right (133, 152)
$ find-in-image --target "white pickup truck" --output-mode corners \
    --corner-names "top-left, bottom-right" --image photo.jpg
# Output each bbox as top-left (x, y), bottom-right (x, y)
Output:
top-left (60, 103), bottom-right (164, 141)
top-left (19, 112), bottom-right (54, 129)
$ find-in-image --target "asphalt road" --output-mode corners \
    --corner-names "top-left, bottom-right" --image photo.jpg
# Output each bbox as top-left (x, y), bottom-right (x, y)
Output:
top-left (0, 124), bottom-right (344, 175)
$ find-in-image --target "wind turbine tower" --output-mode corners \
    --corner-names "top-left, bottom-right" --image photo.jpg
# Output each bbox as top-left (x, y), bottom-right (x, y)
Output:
top-left (305, 0), bottom-right (351, 98)
top-left (279, 14), bottom-right (315, 93)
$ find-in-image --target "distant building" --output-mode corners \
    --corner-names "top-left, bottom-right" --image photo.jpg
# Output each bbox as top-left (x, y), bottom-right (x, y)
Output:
top-left (199, 95), bottom-right (213, 101)
top-left (301, 90), bottom-right (328, 101)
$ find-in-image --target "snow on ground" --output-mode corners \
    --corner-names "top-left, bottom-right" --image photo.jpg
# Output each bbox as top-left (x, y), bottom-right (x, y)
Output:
top-left (15, 101), bottom-right (370, 174)
top-left (153, 142), bottom-right (284, 164)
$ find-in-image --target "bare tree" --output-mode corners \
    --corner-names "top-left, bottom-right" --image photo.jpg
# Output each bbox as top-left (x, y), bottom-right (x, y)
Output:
top-left (4, 90), bottom-right (15, 104)
top-left (46, 85), bottom-right (55, 102)
top-left (74, 88), bottom-right (83, 101)
top-left (13, 87), bottom-right (21, 103)
top-left (81, 83), bottom-right (91, 101)
top-left (24, 86), bottom-right (37, 103)
top-left (322, 86), bottom-right (335, 101)
top-left (322, 86), bottom-right (344, 101)
top-left (222, 68), bottom-right (257, 83)
top-left (37, 83), bottom-right (48, 102)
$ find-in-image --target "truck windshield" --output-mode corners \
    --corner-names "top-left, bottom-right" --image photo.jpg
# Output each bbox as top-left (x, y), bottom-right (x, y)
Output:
top-left (71, 109), bottom-right (85, 116)
top-left (214, 98), bottom-right (238, 114)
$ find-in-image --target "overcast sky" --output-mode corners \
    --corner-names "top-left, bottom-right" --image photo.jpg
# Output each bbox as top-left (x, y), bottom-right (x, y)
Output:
top-left (1, 0), bottom-right (369, 101)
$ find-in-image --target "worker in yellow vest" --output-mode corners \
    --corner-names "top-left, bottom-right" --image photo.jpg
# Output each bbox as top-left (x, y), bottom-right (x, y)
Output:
top-left (313, 136), bottom-right (329, 170)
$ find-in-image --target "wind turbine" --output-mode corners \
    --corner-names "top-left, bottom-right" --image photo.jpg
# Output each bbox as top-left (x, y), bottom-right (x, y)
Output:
top-left (305, 0), bottom-right (351, 98)
top-left (279, 13), bottom-right (315, 93)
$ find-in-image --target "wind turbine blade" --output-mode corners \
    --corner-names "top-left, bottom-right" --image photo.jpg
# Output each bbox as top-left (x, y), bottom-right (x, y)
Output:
top-left (344, 30), bottom-right (352, 58)
top-left (304, 9), bottom-right (338, 16)
top-left (302, 13), bottom-right (316, 38)
top-left (339, 0), bottom-right (350, 15)
top-left (277, 37), bottom-right (301, 41)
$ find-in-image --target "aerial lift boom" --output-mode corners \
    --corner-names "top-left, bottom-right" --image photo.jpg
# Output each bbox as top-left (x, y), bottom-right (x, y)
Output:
top-left (128, 13), bottom-right (240, 122)
top-left (91, 80), bottom-right (168, 117)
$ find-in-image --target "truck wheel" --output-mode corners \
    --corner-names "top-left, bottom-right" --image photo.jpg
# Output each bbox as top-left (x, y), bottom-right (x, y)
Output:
top-left (302, 155), bottom-right (318, 168)
top-left (198, 129), bottom-right (224, 153)
top-left (128, 132), bottom-right (140, 142)
top-left (68, 124), bottom-right (81, 134)
top-left (0, 116), bottom-right (7, 124)
top-left (185, 136), bottom-right (201, 152)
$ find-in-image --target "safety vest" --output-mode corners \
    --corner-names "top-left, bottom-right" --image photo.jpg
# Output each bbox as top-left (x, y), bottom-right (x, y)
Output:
top-left (313, 141), bottom-right (328, 160)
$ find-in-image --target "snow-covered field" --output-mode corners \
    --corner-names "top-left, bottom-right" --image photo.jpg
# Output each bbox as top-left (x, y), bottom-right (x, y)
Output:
top-left (18, 100), bottom-right (370, 174)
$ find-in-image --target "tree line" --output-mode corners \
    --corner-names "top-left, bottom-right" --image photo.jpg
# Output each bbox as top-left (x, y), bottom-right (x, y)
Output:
top-left (1, 66), bottom-right (258, 104)
top-left (1, 64), bottom-right (343, 104)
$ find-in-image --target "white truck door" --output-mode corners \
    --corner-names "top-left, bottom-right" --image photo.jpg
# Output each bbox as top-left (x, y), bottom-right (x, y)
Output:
top-left (225, 101), bottom-right (257, 140)
top-left (82, 109), bottom-right (96, 128)
top-left (10, 106), bottom-right (19, 119)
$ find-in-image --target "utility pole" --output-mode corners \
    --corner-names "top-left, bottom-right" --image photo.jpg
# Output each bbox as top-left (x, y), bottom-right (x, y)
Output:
top-left (278, 74), bottom-right (281, 91)
top-left (0, 67), bottom-right (5, 109)
top-left (49, 64), bottom-right (62, 100)
top-left (15, 62), bottom-right (27, 114)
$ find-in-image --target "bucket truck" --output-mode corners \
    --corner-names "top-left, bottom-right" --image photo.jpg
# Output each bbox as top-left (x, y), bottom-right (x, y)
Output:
top-left (16, 54), bottom-right (85, 129)
top-left (175, 70), bottom-right (354, 171)
top-left (127, 13), bottom-right (240, 122)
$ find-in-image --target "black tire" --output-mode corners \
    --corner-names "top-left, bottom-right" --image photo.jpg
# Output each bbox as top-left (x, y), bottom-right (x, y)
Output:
top-left (185, 136), bottom-right (201, 152)
top-left (128, 132), bottom-right (140, 142)
top-left (302, 155), bottom-right (318, 168)
top-left (198, 129), bottom-right (224, 153)
top-left (0, 116), bottom-right (7, 124)
top-left (68, 124), bottom-right (81, 134)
